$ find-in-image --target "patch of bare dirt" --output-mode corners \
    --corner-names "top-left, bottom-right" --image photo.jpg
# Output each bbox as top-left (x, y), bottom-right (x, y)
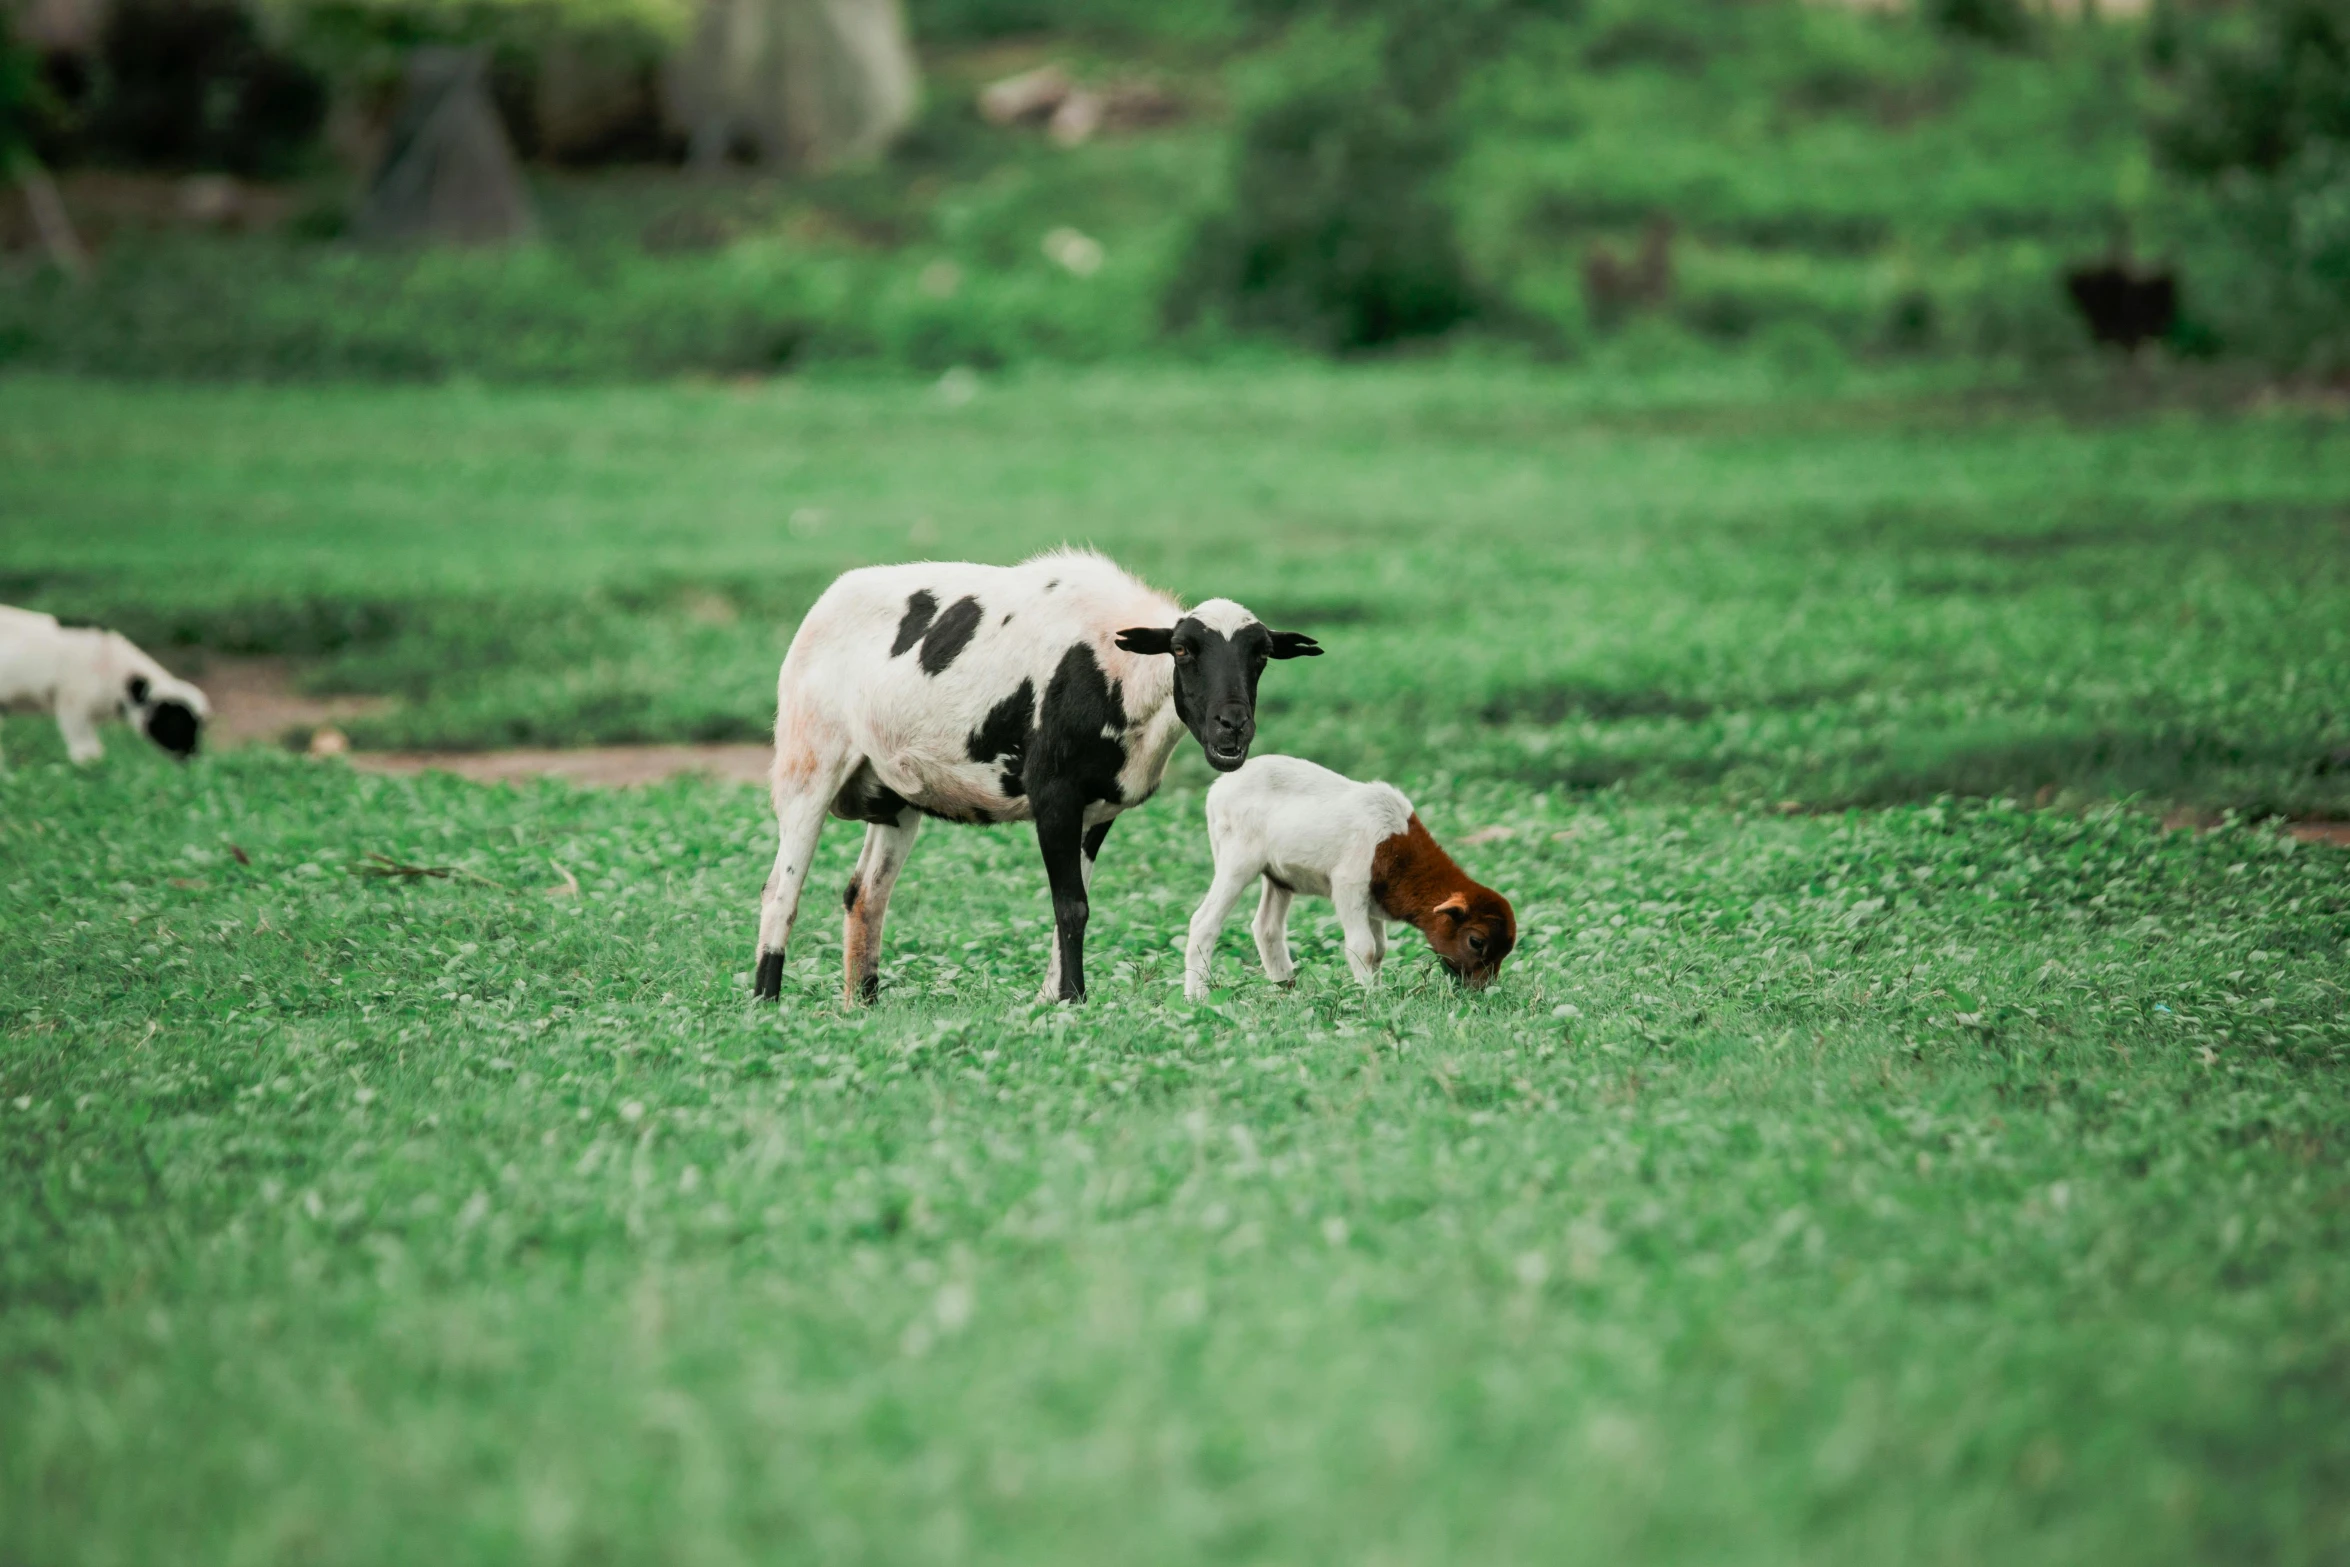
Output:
top-left (198, 656), bottom-right (394, 748)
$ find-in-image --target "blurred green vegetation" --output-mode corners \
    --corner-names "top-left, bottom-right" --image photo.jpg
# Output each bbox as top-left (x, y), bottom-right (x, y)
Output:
top-left (5, 361), bottom-right (2347, 819)
top-left (0, 0), bottom-right (2188, 378)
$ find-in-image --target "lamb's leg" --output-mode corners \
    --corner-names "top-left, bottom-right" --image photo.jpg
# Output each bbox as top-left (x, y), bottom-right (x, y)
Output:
top-left (1333, 874), bottom-right (1384, 990)
top-left (752, 715), bottom-right (853, 1001)
top-left (56, 703), bottom-right (103, 765)
top-left (842, 806), bottom-right (922, 1005)
top-left (1186, 861), bottom-right (1261, 1002)
top-left (1251, 878), bottom-right (1297, 987)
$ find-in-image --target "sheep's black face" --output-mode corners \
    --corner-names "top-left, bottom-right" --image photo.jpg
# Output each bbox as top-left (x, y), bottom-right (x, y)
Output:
top-left (144, 699), bottom-right (202, 759)
top-left (1115, 604), bottom-right (1321, 773)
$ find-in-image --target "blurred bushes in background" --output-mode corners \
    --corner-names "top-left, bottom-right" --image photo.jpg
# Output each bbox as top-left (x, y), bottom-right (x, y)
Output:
top-left (3, 0), bottom-right (2344, 379)
top-left (2148, 0), bottom-right (2350, 373)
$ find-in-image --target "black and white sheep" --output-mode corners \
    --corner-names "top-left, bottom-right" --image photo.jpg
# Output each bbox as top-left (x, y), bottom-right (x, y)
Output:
top-left (752, 548), bottom-right (1322, 1004)
top-left (0, 606), bottom-right (209, 765)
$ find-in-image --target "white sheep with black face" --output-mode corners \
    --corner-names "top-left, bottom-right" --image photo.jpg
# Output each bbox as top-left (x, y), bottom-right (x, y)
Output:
top-left (751, 548), bottom-right (1325, 1006)
top-left (0, 607), bottom-right (210, 765)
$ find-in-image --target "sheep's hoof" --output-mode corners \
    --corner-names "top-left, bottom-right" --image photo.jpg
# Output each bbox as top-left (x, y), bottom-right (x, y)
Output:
top-left (849, 972), bottom-right (880, 1006)
top-left (752, 952), bottom-right (785, 1000)
top-left (1273, 976), bottom-right (1297, 989)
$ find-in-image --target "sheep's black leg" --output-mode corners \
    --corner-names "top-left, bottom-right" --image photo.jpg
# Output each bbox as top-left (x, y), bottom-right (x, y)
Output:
top-left (1035, 794), bottom-right (1091, 1003)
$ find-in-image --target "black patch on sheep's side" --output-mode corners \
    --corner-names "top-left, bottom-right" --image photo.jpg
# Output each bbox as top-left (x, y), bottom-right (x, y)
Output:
top-left (891, 591), bottom-right (939, 656)
top-left (843, 880), bottom-right (860, 912)
top-left (918, 595), bottom-right (984, 676)
top-left (753, 952), bottom-right (785, 999)
top-left (965, 678), bottom-right (1035, 799)
top-left (1027, 643), bottom-right (1128, 807)
top-left (126, 675), bottom-right (150, 704)
top-left (834, 767), bottom-right (914, 827)
top-left (145, 700), bottom-right (200, 758)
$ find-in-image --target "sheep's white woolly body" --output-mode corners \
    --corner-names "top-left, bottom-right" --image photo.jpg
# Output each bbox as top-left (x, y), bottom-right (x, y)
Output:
top-left (0, 606), bottom-right (210, 764)
top-left (775, 550), bottom-right (1183, 825)
top-left (1187, 754), bottom-right (1413, 999)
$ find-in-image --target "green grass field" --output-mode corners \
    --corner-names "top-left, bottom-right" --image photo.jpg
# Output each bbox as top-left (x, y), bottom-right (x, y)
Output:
top-left (4, 363), bottom-right (2349, 1563)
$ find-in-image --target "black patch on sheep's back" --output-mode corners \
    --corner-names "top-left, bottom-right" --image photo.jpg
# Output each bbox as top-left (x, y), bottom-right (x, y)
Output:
top-left (843, 879), bottom-right (860, 912)
top-left (145, 700), bottom-right (200, 758)
top-left (891, 591), bottom-right (939, 656)
top-left (754, 952), bottom-right (785, 999)
top-left (1028, 643), bottom-right (1128, 806)
top-left (126, 675), bottom-right (150, 704)
top-left (918, 595), bottom-right (984, 676)
top-left (965, 678), bottom-right (1034, 799)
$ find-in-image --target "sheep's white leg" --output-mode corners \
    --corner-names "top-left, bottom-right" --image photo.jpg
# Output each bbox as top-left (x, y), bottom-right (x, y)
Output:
top-left (1333, 874), bottom-right (1384, 990)
top-left (56, 704), bottom-right (103, 765)
top-left (1185, 860), bottom-right (1261, 1002)
top-left (842, 807), bottom-right (922, 1005)
top-left (753, 711), bottom-right (854, 1002)
top-left (1251, 879), bottom-right (1297, 986)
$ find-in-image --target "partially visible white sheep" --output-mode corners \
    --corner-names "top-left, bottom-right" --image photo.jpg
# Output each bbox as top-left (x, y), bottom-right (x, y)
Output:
top-left (0, 606), bottom-right (210, 764)
top-left (1186, 755), bottom-right (1516, 999)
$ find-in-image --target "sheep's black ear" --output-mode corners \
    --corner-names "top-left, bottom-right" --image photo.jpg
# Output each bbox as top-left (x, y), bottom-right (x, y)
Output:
top-left (1115, 627), bottom-right (1174, 656)
top-left (126, 675), bottom-right (150, 704)
top-left (1268, 631), bottom-right (1323, 659)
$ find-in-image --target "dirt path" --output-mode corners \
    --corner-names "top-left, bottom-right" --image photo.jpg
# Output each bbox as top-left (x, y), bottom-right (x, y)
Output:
top-left (351, 746), bottom-right (770, 789)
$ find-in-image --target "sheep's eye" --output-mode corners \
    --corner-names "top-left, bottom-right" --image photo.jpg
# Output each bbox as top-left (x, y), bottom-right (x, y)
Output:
top-left (1172, 644), bottom-right (1192, 661)
top-left (1466, 933), bottom-right (1487, 954)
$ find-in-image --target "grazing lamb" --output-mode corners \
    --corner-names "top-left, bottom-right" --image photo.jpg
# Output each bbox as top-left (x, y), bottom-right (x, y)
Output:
top-left (0, 606), bottom-right (209, 765)
top-left (753, 549), bottom-right (1324, 1005)
top-left (1186, 755), bottom-right (1514, 1000)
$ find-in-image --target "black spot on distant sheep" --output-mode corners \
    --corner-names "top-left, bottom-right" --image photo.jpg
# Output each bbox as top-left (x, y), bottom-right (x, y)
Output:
top-left (965, 678), bottom-right (1034, 799)
top-left (1030, 643), bottom-right (1128, 806)
top-left (125, 675), bottom-right (150, 704)
top-left (918, 595), bottom-right (984, 675)
top-left (891, 591), bottom-right (939, 657)
top-left (145, 700), bottom-right (200, 758)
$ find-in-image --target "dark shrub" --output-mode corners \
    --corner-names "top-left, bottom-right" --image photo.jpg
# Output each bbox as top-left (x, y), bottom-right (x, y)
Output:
top-left (2154, 0), bottom-right (2350, 179)
top-left (1168, 84), bottom-right (1478, 352)
top-left (1925, 0), bottom-right (2032, 50)
top-left (88, 0), bottom-right (327, 174)
top-left (2148, 0), bottom-right (2350, 370)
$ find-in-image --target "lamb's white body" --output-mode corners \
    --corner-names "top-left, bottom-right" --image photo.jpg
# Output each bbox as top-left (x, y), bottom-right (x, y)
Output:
top-left (1186, 754), bottom-right (1413, 1000)
top-left (0, 606), bottom-right (209, 764)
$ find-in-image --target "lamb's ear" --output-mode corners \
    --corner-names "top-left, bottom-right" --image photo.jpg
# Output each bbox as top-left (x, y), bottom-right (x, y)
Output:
top-left (1434, 893), bottom-right (1470, 924)
top-left (1115, 627), bottom-right (1174, 656)
top-left (1268, 631), bottom-right (1323, 659)
top-left (125, 675), bottom-right (150, 704)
